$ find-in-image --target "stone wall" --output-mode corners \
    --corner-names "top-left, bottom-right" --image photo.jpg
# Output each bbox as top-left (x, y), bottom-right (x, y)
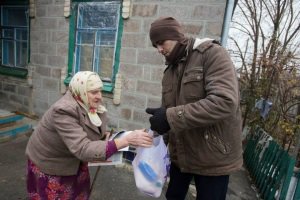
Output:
top-left (29, 0), bottom-right (69, 116)
top-left (0, 0), bottom-right (226, 131)
top-left (0, 76), bottom-right (33, 113)
top-left (0, 0), bottom-right (68, 116)
top-left (107, 0), bottom-right (226, 131)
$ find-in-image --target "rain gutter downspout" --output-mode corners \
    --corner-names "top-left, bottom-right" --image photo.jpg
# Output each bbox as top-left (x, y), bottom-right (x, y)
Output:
top-left (221, 0), bottom-right (235, 47)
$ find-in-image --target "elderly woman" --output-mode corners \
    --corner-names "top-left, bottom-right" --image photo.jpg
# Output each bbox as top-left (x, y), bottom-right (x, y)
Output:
top-left (25, 71), bottom-right (153, 199)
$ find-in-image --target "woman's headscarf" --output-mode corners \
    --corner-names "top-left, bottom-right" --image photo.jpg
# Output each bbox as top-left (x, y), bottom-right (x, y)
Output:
top-left (69, 71), bottom-right (107, 127)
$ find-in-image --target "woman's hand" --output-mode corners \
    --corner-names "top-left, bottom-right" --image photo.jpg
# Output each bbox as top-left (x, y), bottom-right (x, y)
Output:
top-left (104, 131), bottom-right (111, 141)
top-left (104, 129), bottom-right (114, 141)
top-left (114, 129), bottom-right (153, 150)
top-left (125, 129), bottom-right (153, 147)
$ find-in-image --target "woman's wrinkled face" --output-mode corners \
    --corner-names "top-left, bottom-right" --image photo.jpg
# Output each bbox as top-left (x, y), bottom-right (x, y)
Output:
top-left (155, 40), bottom-right (178, 57)
top-left (87, 88), bottom-right (102, 109)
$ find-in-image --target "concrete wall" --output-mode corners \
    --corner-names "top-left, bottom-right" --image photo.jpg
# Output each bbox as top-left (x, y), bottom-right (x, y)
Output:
top-left (0, 0), bottom-right (226, 131)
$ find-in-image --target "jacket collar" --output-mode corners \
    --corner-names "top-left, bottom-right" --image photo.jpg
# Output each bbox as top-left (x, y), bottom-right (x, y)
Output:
top-left (83, 111), bottom-right (106, 136)
top-left (164, 38), bottom-right (216, 72)
top-left (82, 109), bottom-right (98, 134)
top-left (192, 38), bottom-right (221, 53)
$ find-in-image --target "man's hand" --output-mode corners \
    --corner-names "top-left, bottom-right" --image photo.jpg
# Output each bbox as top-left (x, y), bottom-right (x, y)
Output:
top-left (145, 107), bottom-right (170, 135)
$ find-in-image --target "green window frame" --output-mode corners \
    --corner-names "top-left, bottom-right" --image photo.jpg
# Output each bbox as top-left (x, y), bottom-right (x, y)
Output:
top-left (0, 0), bottom-right (29, 78)
top-left (65, 0), bottom-right (123, 93)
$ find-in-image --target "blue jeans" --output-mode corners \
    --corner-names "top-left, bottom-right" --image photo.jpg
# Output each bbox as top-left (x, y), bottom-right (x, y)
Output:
top-left (166, 163), bottom-right (229, 200)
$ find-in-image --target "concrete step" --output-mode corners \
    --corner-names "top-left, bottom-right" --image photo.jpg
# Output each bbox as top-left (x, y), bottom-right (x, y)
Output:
top-left (0, 109), bottom-right (36, 143)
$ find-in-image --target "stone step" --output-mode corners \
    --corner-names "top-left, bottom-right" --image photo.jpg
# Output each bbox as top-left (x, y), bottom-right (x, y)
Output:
top-left (0, 109), bottom-right (36, 143)
top-left (0, 109), bottom-right (23, 126)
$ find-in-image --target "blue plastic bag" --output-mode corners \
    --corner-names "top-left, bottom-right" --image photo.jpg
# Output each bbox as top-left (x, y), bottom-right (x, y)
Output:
top-left (132, 135), bottom-right (170, 198)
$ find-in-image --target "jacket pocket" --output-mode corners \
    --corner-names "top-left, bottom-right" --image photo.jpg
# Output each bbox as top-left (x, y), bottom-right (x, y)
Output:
top-left (182, 67), bottom-right (204, 101)
top-left (204, 131), bottom-right (231, 155)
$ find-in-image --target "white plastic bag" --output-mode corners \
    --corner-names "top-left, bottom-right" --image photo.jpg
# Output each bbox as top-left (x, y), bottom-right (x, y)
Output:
top-left (132, 135), bottom-right (170, 198)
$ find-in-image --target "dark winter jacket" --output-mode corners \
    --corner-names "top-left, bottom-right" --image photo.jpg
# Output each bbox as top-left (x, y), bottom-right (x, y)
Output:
top-left (164, 38), bottom-right (243, 175)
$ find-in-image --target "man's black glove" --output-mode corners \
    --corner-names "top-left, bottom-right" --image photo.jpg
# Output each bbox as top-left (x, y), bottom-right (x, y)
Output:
top-left (145, 107), bottom-right (170, 135)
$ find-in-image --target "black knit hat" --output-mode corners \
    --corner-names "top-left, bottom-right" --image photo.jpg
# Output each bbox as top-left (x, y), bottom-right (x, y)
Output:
top-left (149, 17), bottom-right (185, 47)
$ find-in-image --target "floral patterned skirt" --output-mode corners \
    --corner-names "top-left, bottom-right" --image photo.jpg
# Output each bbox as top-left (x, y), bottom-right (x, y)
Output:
top-left (26, 159), bottom-right (90, 200)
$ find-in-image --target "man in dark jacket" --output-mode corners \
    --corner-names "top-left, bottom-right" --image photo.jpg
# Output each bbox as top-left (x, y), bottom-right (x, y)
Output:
top-left (146, 17), bottom-right (243, 200)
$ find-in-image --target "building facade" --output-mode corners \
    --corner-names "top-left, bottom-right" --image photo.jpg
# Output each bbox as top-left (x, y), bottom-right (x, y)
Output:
top-left (0, 0), bottom-right (227, 131)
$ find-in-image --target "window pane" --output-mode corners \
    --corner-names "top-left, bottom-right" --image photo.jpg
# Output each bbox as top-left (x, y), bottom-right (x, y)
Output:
top-left (2, 40), bottom-right (14, 66)
top-left (73, 2), bottom-right (121, 87)
top-left (16, 29), bottom-right (27, 41)
top-left (75, 45), bottom-right (94, 71)
top-left (0, 40), bottom-right (2, 64)
top-left (0, 5), bottom-right (29, 69)
top-left (95, 46), bottom-right (114, 82)
top-left (78, 3), bottom-right (119, 29)
top-left (76, 31), bottom-right (94, 45)
top-left (16, 41), bottom-right (27, 67)
top-left (2, 29), bottom-right (14, 39)
top-left (2, 7), bottom-right (28, 27)
top-left (96, 31), bottom-right (116, 46)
